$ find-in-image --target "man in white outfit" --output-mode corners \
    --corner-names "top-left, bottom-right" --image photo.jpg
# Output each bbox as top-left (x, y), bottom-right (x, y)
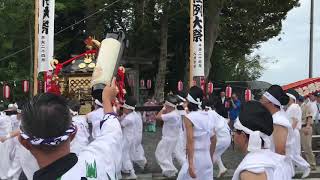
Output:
top-left (0, 103), bottom-right (39, 180)
top-left (120, 96), bottom-right (146, 179)
top-left (233, 101), bottom-right (291, 180)
top-left (18, 79), bottom-right (123, 180)
top-left (203, 99), bottom-right (231, 178)
top-left (173, 91), bottom-right (188, 166)
top-left (0, 109), bottom-right (16, 179)
top-left (129, 108), bottom-right (147, 170)
top-left (68, 100), bottom-right (90, 155)
top-left (285, 89), bottom-right (310, 178)
top-left (155, 95), bottom-right (182, 178)
top-left (260, 85), bottom-right (295, 178)
top-left (87, 99), bottom-right (104, 139)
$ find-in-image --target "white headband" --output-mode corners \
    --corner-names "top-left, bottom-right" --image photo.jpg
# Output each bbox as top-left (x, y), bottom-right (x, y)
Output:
top-left (122, 103), bottom-right (135, 110)
top-left (234, 118), bottom-right (271, 152)
top-left (165, 101), bottom-right (176, 108)
top-left (187, 94), bottom-right (202, 109)
top-left (205, 106), bottom-right (212, 111)
top-left (69, 109), bottom-right (78, 116)
top-left (8, 104), bottom-right (15, 109)
top-left (177, 95), bottom-right (186, 102)
top-left (263, 92), bottom-right (281, 107)
top-left (286, 93), bottom-right (296, 103)
top-left (94, 99), bottom-right (103, 107)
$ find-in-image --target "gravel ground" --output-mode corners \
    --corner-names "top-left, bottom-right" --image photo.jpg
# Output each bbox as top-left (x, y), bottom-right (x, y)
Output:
top-left (139, 127), bottom-right (245, 175)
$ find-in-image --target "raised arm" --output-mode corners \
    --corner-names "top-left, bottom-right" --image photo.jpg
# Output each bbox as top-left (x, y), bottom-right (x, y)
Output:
top-left (80, 78), bottom-right (123, 178)
top-left (210, 134), bottom-right (217, 160)
top-left (0, 129), bottom-right (20, 143)
top-left (156, 108), bottom-right (165, 121)
top-left (185, 116), bottom-right (196, 178)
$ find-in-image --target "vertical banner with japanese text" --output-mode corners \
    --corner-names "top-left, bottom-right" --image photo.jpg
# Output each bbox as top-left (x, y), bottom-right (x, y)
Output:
top-left (190, 0), bottom-right (204, 77)
top-left (38, 0), bottom-right (54, 72)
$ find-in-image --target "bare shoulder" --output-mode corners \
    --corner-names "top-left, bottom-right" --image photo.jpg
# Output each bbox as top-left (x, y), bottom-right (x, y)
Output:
top-left (240, 170), bottom-right (267, 180)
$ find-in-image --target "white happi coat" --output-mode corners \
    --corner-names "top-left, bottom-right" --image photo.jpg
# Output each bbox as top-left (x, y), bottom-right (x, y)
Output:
top-left (5, 117), bottom-right (38, 180)
top-left (270, 110), bottom-right (295, 177)
top-left (71, 115), bottom-right (90, 155)
top-left (130, 112), bottom-right (147, 167)
top-left (155, 110), bottom-right (182, 176)
top-left (177, 111), bottom-right (215, 180)
top-left (59, 114), bottom-right (123, 180)
top-left (285, 103), bottom-right (309, 169)
top-left (120, 111), bottom-right (137, 172)
top-left (173, 110), bottom-right (187, 166)
top-left (0, 113), bottom-right (14, 179)
top-left (87, 108), bottom-right (104, 139)
top-left (7, 137), bottom-right (39, 180)
top-left (232, 149), bottom-right (291, 180)
top-left (208, 110), bottom-right (231, 162)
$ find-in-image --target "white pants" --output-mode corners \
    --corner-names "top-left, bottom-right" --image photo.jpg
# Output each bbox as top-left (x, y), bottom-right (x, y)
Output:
top-left (212, 134), bottom-right (231, 162)
top-left (130, 137), bottom-right (147, 169)
top-left (173, 131), bottom-right (186, 166)
top-left (177, 149), bottom-right (213, 180)
top-left (155, 136), bottom-right (178, 176)
top-left (212, 134), bottom-right (231, 172)
top-left (0, 139), bottom-right (14, 179)
top-left (121, 137), bottom-right (135, 173)
top-left (290, 129), bottom-right (310, 171)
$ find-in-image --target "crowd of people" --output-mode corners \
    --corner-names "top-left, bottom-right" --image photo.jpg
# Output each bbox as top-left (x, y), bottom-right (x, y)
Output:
top-left (0, 79), bottom-right (319, 180)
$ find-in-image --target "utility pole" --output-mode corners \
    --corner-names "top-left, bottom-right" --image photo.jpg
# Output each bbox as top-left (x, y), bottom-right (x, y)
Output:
top-left (309, 0), bottom-right (314, 78)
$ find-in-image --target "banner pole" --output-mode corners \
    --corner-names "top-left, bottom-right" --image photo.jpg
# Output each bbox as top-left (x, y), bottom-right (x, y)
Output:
top-left (33, 0), bottom-right (39, 95)
top-left (189, 0), bottom-right (194, 87)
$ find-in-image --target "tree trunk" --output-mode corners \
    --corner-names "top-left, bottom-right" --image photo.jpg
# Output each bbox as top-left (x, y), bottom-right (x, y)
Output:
top-left (154, 8), bottom-right (168, 102)
top-left (204, 0), bottom-right (223, 78)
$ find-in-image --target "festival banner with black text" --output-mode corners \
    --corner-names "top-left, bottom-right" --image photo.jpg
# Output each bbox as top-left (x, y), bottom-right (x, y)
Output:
top-left (38, 0), bottom-right (54, 72)
top-left (190, 0), bottom-right (204, 77)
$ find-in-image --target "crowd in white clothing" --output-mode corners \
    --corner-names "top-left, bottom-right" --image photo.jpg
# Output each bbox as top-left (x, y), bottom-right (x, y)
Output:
top-left (0, 84), bottom-right (318, 180)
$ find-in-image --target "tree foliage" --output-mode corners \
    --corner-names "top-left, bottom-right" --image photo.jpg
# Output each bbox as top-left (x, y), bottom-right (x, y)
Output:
top-left (0, 0), bottom-right (299, 101)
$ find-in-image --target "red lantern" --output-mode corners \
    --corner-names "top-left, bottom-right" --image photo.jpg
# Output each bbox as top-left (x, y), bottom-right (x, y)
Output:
top-left (140, 79), bottom-right (145, 89)
top-left (3, 85), bottom-right (10, 99)
top-left (22, 80), bottom-right (29, 93)
top-left (147, 80), bottom-right (152, 89)
top-left (207, 82), bottom-right (213, 94)
top-left (178, 80), bottom-right (183, 91)
top-left (226, 85), bottom-right (232, 98)
top-left (200, 78), bottom-right (206, 94)
top-left (245, 88), bottom-right (252, 102)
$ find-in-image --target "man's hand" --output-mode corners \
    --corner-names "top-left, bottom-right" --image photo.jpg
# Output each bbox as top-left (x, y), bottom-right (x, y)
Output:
top-left (0, 136), bottom-right (7, 143)
top-left (103, 77), bottom-right (118, 113)
top-left (102, 77), bottom-right (118, 102)
top-left (188, 165), bottom-right (196, 178)
top-left (303, 127), bottom-right (311, 135)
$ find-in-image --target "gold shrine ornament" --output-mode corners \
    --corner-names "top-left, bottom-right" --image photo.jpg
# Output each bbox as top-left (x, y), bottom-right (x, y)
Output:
top-left (88, 63), bottom-right (96, 68)
top-left (84, 58), bottom-right (92, 64)
top-left (78, 63), bottom-right (86, 69)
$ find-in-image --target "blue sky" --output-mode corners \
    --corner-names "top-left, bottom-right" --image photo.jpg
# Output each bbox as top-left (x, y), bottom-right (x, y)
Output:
top-left (254, 0), bottom-right (319, 85)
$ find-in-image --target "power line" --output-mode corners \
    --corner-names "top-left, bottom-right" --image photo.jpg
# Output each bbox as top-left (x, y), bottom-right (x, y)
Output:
top-left (0, 46), bottom-right (31, 62)
top-left (0, 0), bottom-right (122, 63)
